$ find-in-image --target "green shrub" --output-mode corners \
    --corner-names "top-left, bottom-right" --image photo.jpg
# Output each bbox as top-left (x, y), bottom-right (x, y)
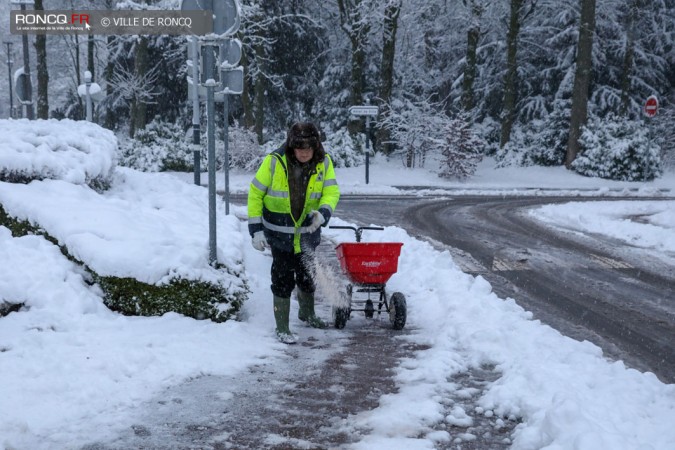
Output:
top-left (94, 274), bottom-right (245, 322)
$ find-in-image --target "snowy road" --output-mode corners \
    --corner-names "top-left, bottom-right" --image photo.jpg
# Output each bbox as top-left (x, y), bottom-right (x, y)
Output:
top-left (336, 196), bottom-right (675, 384)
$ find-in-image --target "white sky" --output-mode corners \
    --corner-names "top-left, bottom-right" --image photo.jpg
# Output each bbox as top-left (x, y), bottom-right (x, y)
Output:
top-left (1, 120), bottom-right (674, 450)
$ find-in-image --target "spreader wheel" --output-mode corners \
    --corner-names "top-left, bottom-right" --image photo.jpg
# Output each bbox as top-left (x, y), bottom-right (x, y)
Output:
top-left (389, 292), bottom-right (407, 330)
top-left (364, 300), bottom-right (375, 318)
top-left (333, 306), bottom-right (350, 329)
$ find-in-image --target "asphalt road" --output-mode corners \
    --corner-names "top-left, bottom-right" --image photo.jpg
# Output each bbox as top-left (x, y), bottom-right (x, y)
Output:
top-left (336, 195), bottom-right (675, 384)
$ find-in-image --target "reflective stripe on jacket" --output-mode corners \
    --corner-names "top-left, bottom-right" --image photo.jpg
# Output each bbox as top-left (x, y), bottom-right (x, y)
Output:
top-left (247, 148), bottom-right (340, 254)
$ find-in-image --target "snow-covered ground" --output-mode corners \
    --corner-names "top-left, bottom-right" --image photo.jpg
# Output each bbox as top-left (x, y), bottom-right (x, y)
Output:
top-left (1, 120), bottom-right (674, 450)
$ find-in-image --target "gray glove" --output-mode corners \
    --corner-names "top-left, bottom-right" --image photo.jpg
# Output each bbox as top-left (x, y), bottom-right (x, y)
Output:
top-left (306, 210), bottom-right (325, 233)
top-left (252, 231), bottom-right (267, 251)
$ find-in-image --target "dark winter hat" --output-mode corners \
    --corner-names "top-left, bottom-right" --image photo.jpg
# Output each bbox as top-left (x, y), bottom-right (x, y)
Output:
top-left (287, 122), bottom-right (321, 149)
top-left (285, 122), bottom-right (326, 162)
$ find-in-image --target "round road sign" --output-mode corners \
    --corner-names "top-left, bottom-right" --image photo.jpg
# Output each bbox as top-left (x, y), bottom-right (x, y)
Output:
top-left (644, 95), bottom-right (659, 118)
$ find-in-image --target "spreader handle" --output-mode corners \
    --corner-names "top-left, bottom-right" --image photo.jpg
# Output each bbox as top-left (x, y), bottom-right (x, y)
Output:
top-left (329, 225), bottom-right (384, 242)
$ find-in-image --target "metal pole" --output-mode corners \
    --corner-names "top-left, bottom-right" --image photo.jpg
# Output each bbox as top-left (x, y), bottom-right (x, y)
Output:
top-left (223, 92), bottom-right (230, 215)
top-left (204, 46), bottom-right (217, 265)
top-left (365, 115), bottom-right (370, 185)
top-left (20, 4), bottom-right (33, 120)
top-left (84, 71), bottom-right (92, 122)
top-left (4, 42), bottom-right (13, 119)
top-left (191, 37), bottom-right (201, 186)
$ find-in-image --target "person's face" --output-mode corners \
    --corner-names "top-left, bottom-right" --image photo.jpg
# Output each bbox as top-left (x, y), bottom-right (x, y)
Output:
top-left (294, 146), bottom-right (314, 163)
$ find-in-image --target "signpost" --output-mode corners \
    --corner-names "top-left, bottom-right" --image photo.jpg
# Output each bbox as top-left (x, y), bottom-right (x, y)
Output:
top-left (181, 0), bottom-right (242, 266)
top-left (644, 95), bottom-right (658, 118)
top-left (349, 103), bottom-right (379, 184)
top-left (643, 95), bottom-right (659, 163)
top-left (12, 0), bottom-right (34, 119)
top-left (4, 41), bottom-right (13, 118)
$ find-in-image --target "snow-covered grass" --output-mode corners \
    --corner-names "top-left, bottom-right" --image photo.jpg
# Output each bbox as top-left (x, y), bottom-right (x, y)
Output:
top-left (1, 119), bottom-right (674, 449)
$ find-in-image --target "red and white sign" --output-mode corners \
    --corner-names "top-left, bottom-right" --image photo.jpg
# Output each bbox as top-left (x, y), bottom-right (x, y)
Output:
top-left (644, 95), bottom-right (659, 118)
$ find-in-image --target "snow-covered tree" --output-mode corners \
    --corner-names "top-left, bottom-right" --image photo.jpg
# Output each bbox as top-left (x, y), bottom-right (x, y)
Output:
top-left (380, 97), bottom-right (483, 177)
top-left (572, 114), bottom-right (662, 180)
top-left (439, 117), bottom-right (485, 179)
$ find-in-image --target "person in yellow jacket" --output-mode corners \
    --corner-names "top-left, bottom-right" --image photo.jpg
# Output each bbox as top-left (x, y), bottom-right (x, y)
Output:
top-left (248, 122), bottom-right (340, 344)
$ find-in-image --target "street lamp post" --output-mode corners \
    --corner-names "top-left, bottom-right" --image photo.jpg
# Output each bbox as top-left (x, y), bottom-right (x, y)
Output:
top-left (84, 70), bottom-right (93, 122)
top-left (4, 41), bottom-right (13, 118)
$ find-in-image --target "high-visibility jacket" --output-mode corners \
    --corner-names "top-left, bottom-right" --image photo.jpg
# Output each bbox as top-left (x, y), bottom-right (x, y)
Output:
top-left (248, 148), bottom-right (340, 254)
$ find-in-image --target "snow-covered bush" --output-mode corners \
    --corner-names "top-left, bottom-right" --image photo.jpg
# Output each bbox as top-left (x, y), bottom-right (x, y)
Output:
top-left (323, 128), bottom-right (365, 168)
top-left (572, 115), bottom-right (662, 181)
top-left (0, 119), bottom-right (117, 189)
top-left (117, 119), bottom-right (194, 172)
top-left (496, 100), bottom-right (570, 167)
top-left (439, 119), bottom-right (485, 179)
top-left (654, 96), bottom-right (675, 170)
top-left (118, 119), bottom-right (266, 173)
top-left (226, 124), bottom-right (267, 171)
top-left (381, 98), bottom-right (484, 177)
top-left (0, 170), bottom-right (248, 322)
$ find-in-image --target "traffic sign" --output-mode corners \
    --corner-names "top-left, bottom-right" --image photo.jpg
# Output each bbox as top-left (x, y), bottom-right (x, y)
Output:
top-left (349, 105), bottom-right (378, 116)
top-left (219, 66), bottom-right (243, 95)
top-left (14, 67), bottom-right (32, 104)
top-left (181, 0), bottom-right (240, 36)
top-left (219, 38), bottom-right (242, 68)
top-left (644, 95), bottom-right (658, 118)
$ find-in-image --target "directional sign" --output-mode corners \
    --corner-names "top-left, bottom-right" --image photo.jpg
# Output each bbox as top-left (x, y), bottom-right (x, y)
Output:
top-left (644, 95), bottom-right (659, 118)
top-left (349, 105), bottom-right (378, 116)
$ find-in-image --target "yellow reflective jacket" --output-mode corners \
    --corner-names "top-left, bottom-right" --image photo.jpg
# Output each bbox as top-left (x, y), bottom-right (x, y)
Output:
top-left (248, 148), bottom-right (340, 254)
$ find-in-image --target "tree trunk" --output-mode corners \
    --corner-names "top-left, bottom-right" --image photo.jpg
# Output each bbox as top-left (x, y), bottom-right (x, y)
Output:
top-left (566, 0), bottom-right (597, 168)
top-left (348, 34), bottom-right (367, 134)
top-left (103, 36), bottom-right (116, 130)
top-left (619, 1), bottom-right (638, 116)
top-left (500, 0), bottom-right (524, 147)
top-left (337, 0), bottom-right (369, 134)
top-left (377, 0), bottom-right (401, 155)
top-left (240, 37), bottom-right (255, 130)
top-left (102, 0), bottom-right (115, 129)
top-left (74, 33), bottom-right (83, 119)
top-left (253, 42), bottom-right (266, 145)
top-left (462, 2), bottom-right (483, 112)
top-left (88, 34), bottom-right (95, 79)
top-left (34, 0), bottom-right (49, 119)
top-left (131, 36), bottom-right (149, 138)
top-left (462, 25), bottom-right (480, 112)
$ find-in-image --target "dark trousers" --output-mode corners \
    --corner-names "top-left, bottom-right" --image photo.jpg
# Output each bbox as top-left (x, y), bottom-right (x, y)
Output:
top-left (270, 246), bottom-right (316, 298)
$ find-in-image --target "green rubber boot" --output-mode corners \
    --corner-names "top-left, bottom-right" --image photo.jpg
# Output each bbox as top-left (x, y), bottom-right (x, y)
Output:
top-left (297, 290), bottom-right (328, 329)
top-left (273, 296), bottom-right (296, 344)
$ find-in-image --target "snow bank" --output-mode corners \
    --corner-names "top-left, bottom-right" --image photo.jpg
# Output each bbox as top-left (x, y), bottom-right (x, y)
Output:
top-left (0, 168), bottom-right (245, 288)
top-left (0, 118), bottom-right (117, 186)
top-left (325, 223), bottom-right (675, 450)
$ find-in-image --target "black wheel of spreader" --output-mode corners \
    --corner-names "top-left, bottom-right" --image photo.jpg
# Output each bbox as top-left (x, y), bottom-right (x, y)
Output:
top-left (364, 300), bottom-right (375, 318)
top-left (389, 292), bottom-right (407, 330)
